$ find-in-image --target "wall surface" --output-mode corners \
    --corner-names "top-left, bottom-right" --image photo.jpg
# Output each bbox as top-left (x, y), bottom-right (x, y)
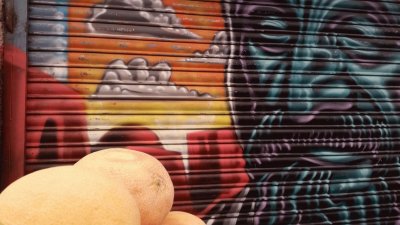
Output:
top-left (3, 0), bottom-right (400, 224)
top-left (0, 0), bottom-right (4, 179)
top-left (0, 0), bottom-right (3, 158)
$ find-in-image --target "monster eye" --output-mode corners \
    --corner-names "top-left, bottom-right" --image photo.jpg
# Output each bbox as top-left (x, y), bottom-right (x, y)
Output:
top-left (335, 24), bottom-right (386, 67)
top-left (242, 15), bottom-right (292, 56)
top-left (259, 19), bottom-right (288, 33)
top-left (259, 20), bottom-right (290, 41)
top-left (338, 40), bottom-right (380, 67)
top-left (351, 25), bottom-right (381, 38)
top-left (260, 19), bottom-right (287, 30)
top-left (253, 18), bottom-right (291, 56)
top-left (338, 36), bottom-right (373, 49)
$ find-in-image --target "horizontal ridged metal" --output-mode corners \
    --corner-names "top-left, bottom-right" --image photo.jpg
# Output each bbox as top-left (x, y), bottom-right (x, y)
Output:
top-left (27, 0), bottom-right (400, 224)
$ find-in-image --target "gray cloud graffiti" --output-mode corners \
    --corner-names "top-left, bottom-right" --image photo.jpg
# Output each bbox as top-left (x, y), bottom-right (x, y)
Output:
top-left (88, 0), bottom-right (200, 39)
top-left (93, 58), bottom-right (212, 98)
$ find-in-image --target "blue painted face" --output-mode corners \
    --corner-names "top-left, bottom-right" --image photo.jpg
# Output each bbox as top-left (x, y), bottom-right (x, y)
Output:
top-left (223, 0), bottom-right (400, 224)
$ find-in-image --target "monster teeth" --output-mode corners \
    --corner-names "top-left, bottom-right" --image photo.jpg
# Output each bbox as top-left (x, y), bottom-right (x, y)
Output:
top-left (291, 133), bottom-right (296, 142)
top-left (384, 125), bottom-right (389, 139)
top-left (368, 141), bottom-right (374, 151)
top-left (283, 143), bottom-right (291, 151)
top-left (369, 142), bottom-right (374, 151)
top-left (374, 125), bottom-right (383, 139)
top-left (361, 142), bottom-right (367, 151)
top-left (262, 145), bottom-right (269, 154)
top-left (349, 140), bottom-right (354, 148)
top-left (322, 130), bottom-right (327, 139)
top-left (276, 143), bottom-right (282, 152)
top-left (270, 144), bottom-right (276, 153)
top-left (374, 142), bottom-right (379, 150)
top-left (309, 130), bottom-right (314, 139)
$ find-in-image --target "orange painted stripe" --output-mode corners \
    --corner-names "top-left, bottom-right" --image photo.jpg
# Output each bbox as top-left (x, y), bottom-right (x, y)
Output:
top-left (67, 6), bottom-right (225, 30)
top-left (67, 52), bottom-right (224, 70)
top-left (67, 37), bottom-right (214, 55)
top-left (66, 21), bottom-right (221, 41)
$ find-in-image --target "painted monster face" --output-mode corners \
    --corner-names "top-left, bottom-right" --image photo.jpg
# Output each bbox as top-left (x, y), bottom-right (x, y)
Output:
top-left (221, 0), bottom-right (400, 224)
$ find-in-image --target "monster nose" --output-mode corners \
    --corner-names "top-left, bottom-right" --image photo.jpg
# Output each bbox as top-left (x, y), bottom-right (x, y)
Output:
top-left (287, 44), bottom-right (353, 122)
top-left (287, 46), bottom-right (314, 113)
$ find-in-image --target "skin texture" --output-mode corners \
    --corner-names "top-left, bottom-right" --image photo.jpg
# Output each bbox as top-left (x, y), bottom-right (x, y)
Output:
top-left (0, 166), bottom-right (140, 225)
top-left (75, 148), bottom-right (174, 225)
top-left (161, 211), bottom-right (206, 225)
top-left (208, 0), bottom-right (400, 224)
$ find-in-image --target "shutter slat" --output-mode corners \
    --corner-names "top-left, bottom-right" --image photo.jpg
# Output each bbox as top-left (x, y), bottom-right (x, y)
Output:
top-left (25, 0), bottom-right (400, 223)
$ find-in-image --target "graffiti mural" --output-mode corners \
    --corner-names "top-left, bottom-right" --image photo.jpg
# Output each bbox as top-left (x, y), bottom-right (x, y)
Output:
top-left (24, 0), bottom-right (400, 224)
top-left (221, 0), bottom-right (400, 224)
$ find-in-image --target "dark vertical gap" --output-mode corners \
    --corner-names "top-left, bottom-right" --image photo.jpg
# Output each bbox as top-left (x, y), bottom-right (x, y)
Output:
top-left (0, 0), bottom-right (5, 189)
top-left (38, 119), bottom-right (58, 159)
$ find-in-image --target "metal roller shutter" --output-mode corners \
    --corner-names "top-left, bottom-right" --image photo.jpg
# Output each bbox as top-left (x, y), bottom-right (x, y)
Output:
top-left (2, 0), bottom-right (400, 224)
